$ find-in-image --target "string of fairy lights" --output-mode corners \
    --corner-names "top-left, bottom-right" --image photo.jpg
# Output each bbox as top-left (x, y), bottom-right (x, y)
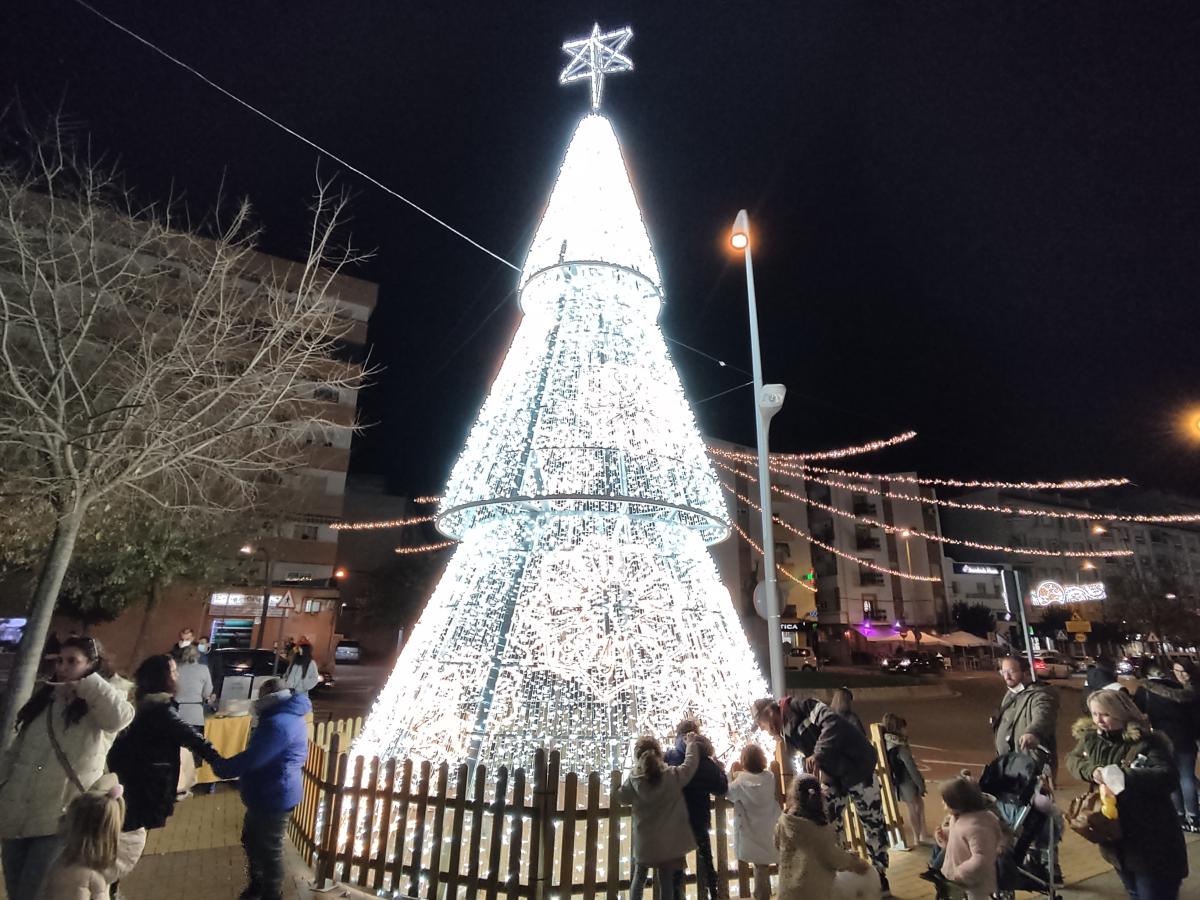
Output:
top-left (729, 522), bottom-right (816, 592)
top-left (713, 430), bottom-right (918, 462)
top-left (796, 470), bottom-right (1200, 525)
top-left (714, 460), bottom-right (1135, 560)
top-left (721, 480), bottom-right (943, 583)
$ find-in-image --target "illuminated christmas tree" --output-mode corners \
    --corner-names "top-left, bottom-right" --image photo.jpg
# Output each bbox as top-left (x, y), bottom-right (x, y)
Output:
top-left (353, 25), bottom-right (767, 775)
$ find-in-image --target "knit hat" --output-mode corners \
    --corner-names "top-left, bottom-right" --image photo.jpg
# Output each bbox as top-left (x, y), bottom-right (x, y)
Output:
top-left (941, 776), bottom-right (987, 814)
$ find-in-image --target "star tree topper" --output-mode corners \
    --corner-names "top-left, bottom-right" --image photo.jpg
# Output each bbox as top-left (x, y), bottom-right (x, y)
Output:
top-left (559, 23), bottom-right (634, 111)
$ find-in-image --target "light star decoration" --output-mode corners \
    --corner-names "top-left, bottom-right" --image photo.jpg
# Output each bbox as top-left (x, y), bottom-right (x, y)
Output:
top-left (559, 23), bottom-right (634, 110)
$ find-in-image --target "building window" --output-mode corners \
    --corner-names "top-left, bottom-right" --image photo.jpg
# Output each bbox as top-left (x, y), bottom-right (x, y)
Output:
top-left (295, 524), bottom-right (319, 541)
top-left (855, 525), bottom-right (881, 551)
top-left (852, 494), bottom-right (878, 517)
top-left (859, 566), bottom-right (884, 586)
top-left (774, 541), bottom-right (792, 561)
top-left (313, 386), bottom-right (341, 403)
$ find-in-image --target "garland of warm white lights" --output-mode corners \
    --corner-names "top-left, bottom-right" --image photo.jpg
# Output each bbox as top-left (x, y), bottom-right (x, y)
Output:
top-left (729, 522), bottom-right (816, 592)
top-left (720, 481), bottom-right (942, 583)
top-left (717, 461), bottom-right (1133, 560)
top-left (394, 540), bottom-right (456, 555)
top-left (798, 471), bottom-right (1200, 526)
top-left (332, 515), bottom-right (437, 531)
top-left (777, 461), bottom-right (1130, 492)
top-left (413, 496), bottom-right (442, 505)
top-left (708, 430), bottom-right (917, 463)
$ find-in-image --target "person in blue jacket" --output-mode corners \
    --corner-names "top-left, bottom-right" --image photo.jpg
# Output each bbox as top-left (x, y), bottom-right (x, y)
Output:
top-left (212, 676), bottom-right (310, 900)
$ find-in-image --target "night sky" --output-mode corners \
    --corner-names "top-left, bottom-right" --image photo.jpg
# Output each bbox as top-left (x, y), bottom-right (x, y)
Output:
top-left (7, 2), bottom-right (1200, 499)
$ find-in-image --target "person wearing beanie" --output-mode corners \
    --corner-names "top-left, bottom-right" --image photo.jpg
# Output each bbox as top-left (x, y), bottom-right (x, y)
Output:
top-left (935, 776), bottom-right (1006, 900)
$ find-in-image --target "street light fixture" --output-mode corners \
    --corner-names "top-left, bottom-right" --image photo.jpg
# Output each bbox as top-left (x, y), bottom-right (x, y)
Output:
top-left (731, 208), bottom-right (787, 699)
top-left (1091, 525), bottom-right (1107, 536)
top-left (239, 543), bottom-right (272, 649)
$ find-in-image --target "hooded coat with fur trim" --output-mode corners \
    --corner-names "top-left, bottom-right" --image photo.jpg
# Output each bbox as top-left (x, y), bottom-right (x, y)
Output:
top-left (773, 812), bottom-right (863, 900)
top-left (1065, 716), bottom-right (1187, 881)
top-left (212, 689), bottom-right (311, 813)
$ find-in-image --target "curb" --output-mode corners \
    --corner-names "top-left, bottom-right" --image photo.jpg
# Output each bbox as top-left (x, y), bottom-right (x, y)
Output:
top-left (788, 683), bottom-right (958, 702)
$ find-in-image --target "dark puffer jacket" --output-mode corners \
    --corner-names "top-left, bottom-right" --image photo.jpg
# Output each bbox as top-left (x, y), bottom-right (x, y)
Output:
top-left (778, 697), bottom-right (876, 791)
top-left (1133, 678), bottom-right (1196, 754)
top-left (1065, 716), bottom-right (1187, 882)
top-left (212, 689), bottom-right (311, 813)
top-left (665, 737), bottom-right (728, 833)
top-left (107, 694), bottom-right (221, 831)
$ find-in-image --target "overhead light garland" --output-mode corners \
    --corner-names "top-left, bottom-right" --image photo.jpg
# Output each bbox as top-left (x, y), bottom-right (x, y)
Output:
top-left (717, 461), bottom-right (1134, 560)
top-left (729, 522), bottom-right (816, 593)
top-left (707, 430), bottom-right (917, 464)
top-left (798, 471), bottom-right (1200, 526)
top-left (394, 540), bottom-right (457, 555)
top-left (413, 496), bottom-right (442, 505)
top-left (333, 515), bottom-right (437, 531)
top-left (721, 481), bottom-right (942, 583)
top-left (778, 462), bottom-right (1131, 492)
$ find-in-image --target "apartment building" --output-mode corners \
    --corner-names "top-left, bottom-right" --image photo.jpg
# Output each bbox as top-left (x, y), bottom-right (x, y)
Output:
top-left (709, 440), bottom-right (950, 662)
top-left (938, 488), bottom-right (1200, 629)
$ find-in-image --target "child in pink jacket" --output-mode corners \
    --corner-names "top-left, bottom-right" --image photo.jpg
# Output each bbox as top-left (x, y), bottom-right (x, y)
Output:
top-left (935, 776), bottom-right (1006, 900)
top-left (39, 783), bottom-right (125, 899)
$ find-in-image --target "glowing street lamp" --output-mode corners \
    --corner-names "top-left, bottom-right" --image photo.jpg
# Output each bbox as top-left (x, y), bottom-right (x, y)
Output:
top-left (239, 543), bottom-right (272, 649)
top-left (731, 208), bottom-right (787, 699)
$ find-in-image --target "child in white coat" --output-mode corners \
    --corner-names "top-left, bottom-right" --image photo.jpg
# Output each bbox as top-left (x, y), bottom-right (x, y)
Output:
top-left (726, 744), bottom-right (780, 900)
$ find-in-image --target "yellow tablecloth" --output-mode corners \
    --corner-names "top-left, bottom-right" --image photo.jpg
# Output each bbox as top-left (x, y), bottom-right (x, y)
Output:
top-left (196, 715), bottom-right (253, 785)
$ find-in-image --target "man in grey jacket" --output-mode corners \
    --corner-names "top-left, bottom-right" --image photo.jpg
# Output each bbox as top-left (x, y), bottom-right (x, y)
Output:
top-left (992, 656), bottom-right (1059, 769)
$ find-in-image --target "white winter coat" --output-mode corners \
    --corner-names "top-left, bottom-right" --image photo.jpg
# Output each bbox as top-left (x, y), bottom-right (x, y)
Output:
top-left (725, 770), bottom-right (780, 865)
top-left (0, 673), bottom-right (134, 839)
top-left (616, 741), bottom-right (700, 865)
top-left (284, 661), bottom-right (320, 696)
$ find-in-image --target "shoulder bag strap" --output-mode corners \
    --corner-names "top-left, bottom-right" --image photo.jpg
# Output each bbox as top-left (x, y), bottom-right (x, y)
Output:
top-left (46, 707), bottom-right (87, 794)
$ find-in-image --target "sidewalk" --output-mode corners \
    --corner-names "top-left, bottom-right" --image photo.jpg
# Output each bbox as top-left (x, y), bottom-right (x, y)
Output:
top-left (100, 787), bottom-right (1200, 900)
top-left (3, 785), bottom-right (1196, 899)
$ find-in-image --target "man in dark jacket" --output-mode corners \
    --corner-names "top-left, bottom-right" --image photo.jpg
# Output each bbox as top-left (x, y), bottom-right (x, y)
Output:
top-left (1135, 662), bottom-right (1198, 830)
top-left (213, 677), bottom-right (311, 900)
top-left (665, 719), bottom-right (728, 900)
top-left (993, 656), bottom-right (1059, 767)
top-left (754, 696), bottom-right (890, 894)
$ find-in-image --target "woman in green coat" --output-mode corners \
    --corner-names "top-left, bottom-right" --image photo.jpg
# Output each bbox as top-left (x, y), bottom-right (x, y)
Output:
top-left (1066, 688), bottom-right (1187, 900)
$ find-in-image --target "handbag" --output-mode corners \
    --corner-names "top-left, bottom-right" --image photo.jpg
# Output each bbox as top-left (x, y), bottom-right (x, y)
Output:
top-left (1066, 743), bottom-right (1139, 845)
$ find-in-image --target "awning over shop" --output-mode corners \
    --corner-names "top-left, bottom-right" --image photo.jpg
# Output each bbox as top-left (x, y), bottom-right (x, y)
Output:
top-left (940, 630), bottom-right (993, 648)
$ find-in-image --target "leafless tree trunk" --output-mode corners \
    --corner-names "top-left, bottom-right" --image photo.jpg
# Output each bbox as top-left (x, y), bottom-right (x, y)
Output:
top-left (0, 116), bottom-right (370, 748)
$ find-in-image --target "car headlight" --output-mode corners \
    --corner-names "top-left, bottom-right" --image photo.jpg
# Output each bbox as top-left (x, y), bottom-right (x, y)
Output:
top-left (900, 659), bottom-right (911, 667)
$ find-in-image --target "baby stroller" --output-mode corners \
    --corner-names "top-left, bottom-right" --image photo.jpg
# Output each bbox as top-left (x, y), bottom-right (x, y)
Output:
top-left (924, 747), bottom-right (1059, 900)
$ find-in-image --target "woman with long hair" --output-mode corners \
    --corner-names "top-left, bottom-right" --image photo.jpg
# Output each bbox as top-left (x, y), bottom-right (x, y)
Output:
top-left (881, 712), bottom-right (928, 844)
top-left (617, 733), bottom-right (700, 899)
top-left (0, 635), bottom-right (133, 898)
top-left (283, 642), bottom-right (320, 698)
top-left (1066, 687), bottom-right (1187, 900)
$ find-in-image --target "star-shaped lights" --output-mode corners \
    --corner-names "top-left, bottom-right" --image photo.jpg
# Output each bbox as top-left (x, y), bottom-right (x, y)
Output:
top-left (559, 23), bottom-right (634, 111)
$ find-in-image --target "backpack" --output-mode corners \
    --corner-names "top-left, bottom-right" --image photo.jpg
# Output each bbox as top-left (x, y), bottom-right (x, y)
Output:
top-left (887, 743), bottom-right (907, 788)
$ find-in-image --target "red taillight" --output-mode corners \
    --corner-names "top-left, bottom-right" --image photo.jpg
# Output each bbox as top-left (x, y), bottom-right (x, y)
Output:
top-left (1034, 660), bottom-right (1045, 669)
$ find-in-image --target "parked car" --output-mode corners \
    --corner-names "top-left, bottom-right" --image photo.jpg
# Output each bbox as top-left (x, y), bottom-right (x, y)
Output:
top-left (335, 639), bottom-right (362, 664)
top-left (785, 647), bottom-right (819, 671)
top-left (880, 650), bottom-right (943, 674)
top-left (1070, 655), bottom-right (1096, 674)
top-left (1031, 651), bottom-right (1071, 679)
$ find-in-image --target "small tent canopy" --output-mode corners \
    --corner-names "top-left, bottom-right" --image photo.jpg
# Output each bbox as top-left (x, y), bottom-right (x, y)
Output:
top-left (941, 630), bottom-right (992, 648)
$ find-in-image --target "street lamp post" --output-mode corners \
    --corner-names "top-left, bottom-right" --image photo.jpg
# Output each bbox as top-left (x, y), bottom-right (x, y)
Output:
top-left (240, 544), bottom-right (272, 649)
top-left (732, 210), bottom-right (787, 699)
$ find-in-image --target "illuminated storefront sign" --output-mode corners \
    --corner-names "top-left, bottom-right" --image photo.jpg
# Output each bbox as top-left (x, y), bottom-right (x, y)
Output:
top-left (953, 563), bottom-right (1003, 576)
top-left (1030, 580), bottom-right (1107, 607)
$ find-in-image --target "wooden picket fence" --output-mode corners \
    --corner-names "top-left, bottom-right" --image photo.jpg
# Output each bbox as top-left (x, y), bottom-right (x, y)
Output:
top-left (287, 719), bottom-right (908, 899)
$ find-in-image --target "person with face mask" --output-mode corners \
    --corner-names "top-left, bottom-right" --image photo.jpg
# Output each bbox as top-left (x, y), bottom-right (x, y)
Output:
top-left (0, 635), bottom-right (134, 899)
top-left (168, 628), bottom-right (195, 662)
